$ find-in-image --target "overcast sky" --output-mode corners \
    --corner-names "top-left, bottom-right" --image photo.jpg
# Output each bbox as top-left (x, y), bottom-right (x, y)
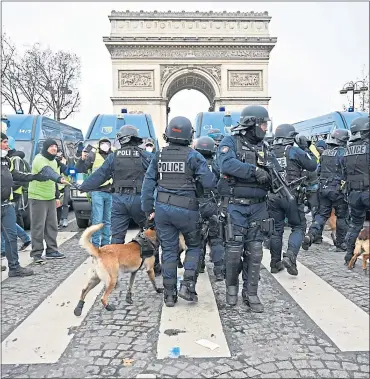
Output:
top-left (2, 1), bottom-right (369, 134)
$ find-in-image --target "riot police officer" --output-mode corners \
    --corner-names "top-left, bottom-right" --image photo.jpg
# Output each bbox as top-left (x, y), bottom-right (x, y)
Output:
top-left (77, 126), bottom-right (160, 274)
top-left (207, 129), bottom-right (224, 148)
top-left (302, 129), bottom-right (350, 251)
top-left (141, 117), bottom-right (216, 307)
top-left (194, 136), bottom-right (224, 280)
top-left (268, 124), bottom-right (317, 275)
top-left (344, 116), bottom-right (370, 264)
top-left (218, 105), bottom-right (273, 312)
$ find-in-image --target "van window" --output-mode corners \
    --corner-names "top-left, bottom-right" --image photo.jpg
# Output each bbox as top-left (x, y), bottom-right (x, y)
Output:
top-left (14, 141), bottom-right (33, 165)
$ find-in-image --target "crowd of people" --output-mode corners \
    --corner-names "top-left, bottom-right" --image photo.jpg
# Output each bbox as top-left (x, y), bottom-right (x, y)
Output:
top-left (1, 108), bottom-right (368, 315)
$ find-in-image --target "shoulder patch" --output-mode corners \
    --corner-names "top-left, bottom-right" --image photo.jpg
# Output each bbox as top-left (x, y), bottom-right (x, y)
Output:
top-left (221, 146), bottom-right (229, 153)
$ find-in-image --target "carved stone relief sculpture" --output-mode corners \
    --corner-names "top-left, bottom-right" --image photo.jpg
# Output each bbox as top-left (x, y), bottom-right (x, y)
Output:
top-left (118, 70), bottom-right (154, 89)
top-left (228, 71), bottom-right (262, 90)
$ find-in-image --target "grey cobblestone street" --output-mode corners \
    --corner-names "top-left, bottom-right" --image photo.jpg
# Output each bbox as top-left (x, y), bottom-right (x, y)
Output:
top-left (1, 226), bottom-right (369, 378)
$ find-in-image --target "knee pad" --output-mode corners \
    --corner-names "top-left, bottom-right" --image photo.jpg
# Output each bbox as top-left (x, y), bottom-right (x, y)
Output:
top-left (183, 229), bottom-right (201, 248)
top-left (247, 241), bottom-right (263, 259)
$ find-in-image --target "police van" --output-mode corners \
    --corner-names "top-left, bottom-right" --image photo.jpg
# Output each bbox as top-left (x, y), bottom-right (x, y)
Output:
top-left (71, 110), bottom-right (158, 228)
top-left (194, 107), bottom-right (241, 138)
top-left (2, 114), bottom-right (84, 229)
top-left (292, 111), bottom-right (368, 141)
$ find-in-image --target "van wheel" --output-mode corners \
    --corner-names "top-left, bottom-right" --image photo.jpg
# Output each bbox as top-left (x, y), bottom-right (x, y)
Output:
top-left (76, 218), bottom-right (89, 229)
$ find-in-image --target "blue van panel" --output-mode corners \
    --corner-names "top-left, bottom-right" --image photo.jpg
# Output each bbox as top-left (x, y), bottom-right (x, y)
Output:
top-left (195, 111), bottom-right (241, 138)
top-left (86, 114), bottom-right (157, 141)
top-left (4, 115), bottom-right (36, 140)
top-left (292, 111), bottom-right (368, 138)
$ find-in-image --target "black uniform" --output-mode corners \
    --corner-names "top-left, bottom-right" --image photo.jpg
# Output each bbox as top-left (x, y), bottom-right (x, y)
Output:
top-left (268, 127), bottom-right (317, 275)
top-left (343, 116), bottom-right (370, 264)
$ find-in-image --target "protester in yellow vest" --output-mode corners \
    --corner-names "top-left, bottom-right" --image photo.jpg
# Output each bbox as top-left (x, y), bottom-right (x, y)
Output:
top-left (75, 138), bottom-right (113, 247)
top-left (28, 139), bottom-right (69, 264)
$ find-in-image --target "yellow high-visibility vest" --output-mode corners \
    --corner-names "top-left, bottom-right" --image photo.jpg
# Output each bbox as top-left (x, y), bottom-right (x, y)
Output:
top-left (90, 151), bottom-right (113, 188)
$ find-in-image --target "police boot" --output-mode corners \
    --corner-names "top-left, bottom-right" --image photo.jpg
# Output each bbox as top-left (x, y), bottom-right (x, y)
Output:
top-left (335, 242), bottom-right (347, 252)
top-left (270, 261), bottom-right (284, 274)
top-left (282, 250), bottom-right (298, 276)
top-left (164, 286), bottom-right (178, 308)
top-left (242, 290), bottom-right (264, 313)
top-left (213, 261), bottom-right (225, 282)
top-left (313, 235), bottom-right (323, 245)
top-left (301, 233), bottom-right (314, 251)
top-left (344, 251), bottom-right (354, 266)
top-left (178, 272), bottom-right (198, 302)
top-left (244, 242), bottom-right (264, 312)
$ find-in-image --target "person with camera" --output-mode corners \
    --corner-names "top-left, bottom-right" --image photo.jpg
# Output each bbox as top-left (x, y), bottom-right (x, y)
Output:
top-left (267, 125), bottom-right (317, 276)
top-left (75, 138), bottom-right (113, 246)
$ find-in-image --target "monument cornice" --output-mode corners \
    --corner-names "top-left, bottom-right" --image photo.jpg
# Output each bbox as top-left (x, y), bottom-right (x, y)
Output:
top-left (103, 36), bottom-right (277, 44)
top-left (106, 44), bottom-right (274, 60)
top-left (109, 10), bottom-right (271, 21)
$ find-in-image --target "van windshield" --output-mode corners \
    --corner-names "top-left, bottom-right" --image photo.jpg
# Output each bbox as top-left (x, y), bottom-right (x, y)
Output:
top-left (14, 141), bottom-right (33, 165)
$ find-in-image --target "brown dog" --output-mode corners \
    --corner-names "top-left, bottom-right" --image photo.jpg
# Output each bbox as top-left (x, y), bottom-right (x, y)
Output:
top-left (327, 209), bottom-right (337, 244)
top-left (74, 224), bottom-right (163, 316)
top-left (348, 227), bottom-right (370, 274)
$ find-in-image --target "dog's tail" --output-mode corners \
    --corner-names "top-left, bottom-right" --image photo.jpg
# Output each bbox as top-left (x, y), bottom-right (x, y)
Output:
top-left (79, 223), bottom-right (104, 257)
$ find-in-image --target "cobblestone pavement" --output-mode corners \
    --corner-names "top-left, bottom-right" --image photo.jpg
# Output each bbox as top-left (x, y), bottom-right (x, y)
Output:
top-left (1, 225), bottom-right (369, 378)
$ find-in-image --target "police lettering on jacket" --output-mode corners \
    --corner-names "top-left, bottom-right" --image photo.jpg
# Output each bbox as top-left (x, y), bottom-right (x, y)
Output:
top-left (344, 145), bottom-right (367, 156)
top-left (158, 161), bottom-right (185, 173)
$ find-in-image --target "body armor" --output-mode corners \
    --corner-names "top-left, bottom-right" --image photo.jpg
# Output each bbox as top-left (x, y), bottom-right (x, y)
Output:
top-left (113, 145), bottom-right (145, 192)
top-left (344, 141), bottom-right (370, 190)
top-left (272, 144), bottom-right (301, 183)
top-left (319, 147), bottom-right (343, 182)
top-left (157, 145), bottom-right (196, 191)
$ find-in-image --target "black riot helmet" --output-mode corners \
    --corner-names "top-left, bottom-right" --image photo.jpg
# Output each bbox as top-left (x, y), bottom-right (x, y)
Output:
top-left (232, 105), bottom-right (270, 142)
top-left (326, 129), bottom-right (350, 147)
top-left (207, 129), bottom-right (224, 146)
top-left (194, 136), bottom-right (216, 157)
top-left (274, 124), bottom-right (298, 145)
top-left (164, 116), bottom-right (194, 145)
top-left (350, 116), bottom-right (370, 140)
top-left (116, 125), bottom-right (142, 146)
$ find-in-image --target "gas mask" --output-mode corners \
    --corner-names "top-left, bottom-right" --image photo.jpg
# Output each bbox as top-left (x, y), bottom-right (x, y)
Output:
top-left (145, 145), bottom-right (154, 153)
top-left (99, 142), bottom-right (111, 153)
top-left (1, 149), bottom-right (8, 158)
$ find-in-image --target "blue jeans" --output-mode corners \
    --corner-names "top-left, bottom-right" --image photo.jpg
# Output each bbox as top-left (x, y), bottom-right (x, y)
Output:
top-left (1, 204), bottom-right (20, 270)
top-left (1, 223), bottom-right (30, 254)
top-left (91, 191), bottom-right (112, 247)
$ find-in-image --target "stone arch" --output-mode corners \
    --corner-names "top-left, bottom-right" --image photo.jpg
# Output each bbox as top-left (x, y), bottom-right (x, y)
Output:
top-left (161, 67), bottom-right (221, 108)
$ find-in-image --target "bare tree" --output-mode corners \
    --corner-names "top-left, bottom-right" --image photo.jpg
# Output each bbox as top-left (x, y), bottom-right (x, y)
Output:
top-left (1, 34), bottom-right (81, 121)
top-left (30, 47), bottom-right (81, 121)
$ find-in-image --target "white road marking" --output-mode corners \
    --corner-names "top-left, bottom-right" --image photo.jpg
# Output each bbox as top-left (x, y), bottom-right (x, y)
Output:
top-left (1, 232), bottom-right (77, 282)
top-left (1, 228), bottom-right (138, 365)
top-left (262, 249), bottom-right (369, 352)
top-left (68, 217), bottom-right (76, 225)
top-left (1, 257), bottom-right (103, 364)
top-left (157, 265), bottom-right (230, 359)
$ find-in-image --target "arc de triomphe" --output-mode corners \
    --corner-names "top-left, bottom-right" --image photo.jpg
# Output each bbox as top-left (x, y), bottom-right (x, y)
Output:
top-left (104, 10), bottom-right (277, 139)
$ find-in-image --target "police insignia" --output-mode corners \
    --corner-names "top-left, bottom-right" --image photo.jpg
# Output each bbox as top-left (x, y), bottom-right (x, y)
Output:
top-left (221, 146), bottom-right (229, 153)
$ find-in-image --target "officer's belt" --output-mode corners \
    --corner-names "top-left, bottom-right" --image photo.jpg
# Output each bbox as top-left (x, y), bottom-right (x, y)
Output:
top-left (230, 196), bottom-right (266, 205)
top-left (116, 187), bottom-right (139, 195)
top-left (157, 192), bottom-right (199, 211)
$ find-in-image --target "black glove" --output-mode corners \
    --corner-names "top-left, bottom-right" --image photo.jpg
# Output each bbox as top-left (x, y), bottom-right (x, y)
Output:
top-left (255, 167), bottom-right (271, 185)
top-left (295, 135), bottom-right (311, 150)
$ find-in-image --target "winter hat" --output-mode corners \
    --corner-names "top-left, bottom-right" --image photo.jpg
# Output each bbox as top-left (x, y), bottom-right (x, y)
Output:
top-left (1, 132), bottom-right (8, 141)
top-left (42, 138), bottom-right (58, 154)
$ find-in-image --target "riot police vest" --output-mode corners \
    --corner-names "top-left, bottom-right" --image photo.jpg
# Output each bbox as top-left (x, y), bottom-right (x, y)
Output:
top-left (230, 137), bottom-right (265, 189)
top-left (157, 145), bottom-right (196, 191)
top-left (113, 145), bottom-right (145, 192)
top-left (271, 144), bottom-right (301, 183)
top-left (319, 147), bottom-right (343, 182)
top-left (344, 141), bottom-right (369, 190)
